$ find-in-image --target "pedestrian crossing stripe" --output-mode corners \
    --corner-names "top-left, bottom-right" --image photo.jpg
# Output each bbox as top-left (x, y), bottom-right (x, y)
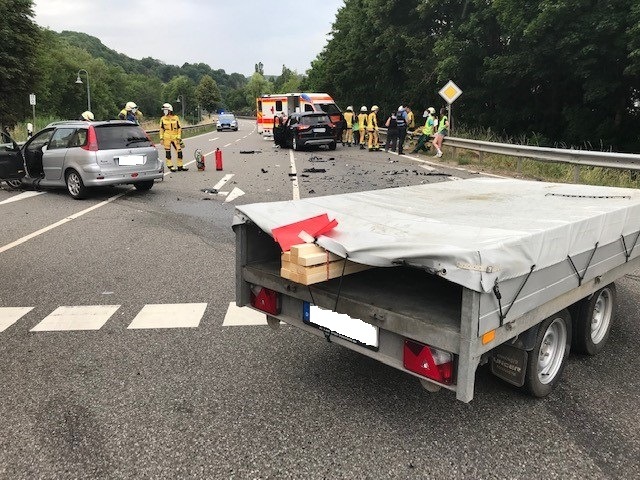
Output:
top-left (128, 303), bottom-right (207, 329)
top-left (0, 307), bottom-right (34, 332)
top-left (0, 303), bottom-right (268, 333)
top-left (222, 302), bottom-right (267, 326)
top-left (30, 305), bottom-right (120, 332)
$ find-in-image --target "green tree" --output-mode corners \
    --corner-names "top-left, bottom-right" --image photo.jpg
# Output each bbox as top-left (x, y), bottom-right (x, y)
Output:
top-left (0, 0), bottom-right (40, 127)
top-left (195, 75), bottom-right (221, 113)
top-left (162, 75), bottom-right (196, 119)
top-left (244, 72), bottom-right (273, 106)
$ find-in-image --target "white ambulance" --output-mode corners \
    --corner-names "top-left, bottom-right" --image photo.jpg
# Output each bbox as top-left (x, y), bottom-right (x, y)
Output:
top-left (256, 93), bottom-right (344, 138)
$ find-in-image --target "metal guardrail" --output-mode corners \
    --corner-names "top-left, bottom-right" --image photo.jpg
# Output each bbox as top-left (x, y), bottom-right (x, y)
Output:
top-left (375, 128), bottom-right (640, 181)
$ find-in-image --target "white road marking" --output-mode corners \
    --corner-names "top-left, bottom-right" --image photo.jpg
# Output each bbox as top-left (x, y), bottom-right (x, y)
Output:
top-left (224, 143), bottom-right (233, 147)
top-left (235, 139), bottom-right (242, 142)
top-left (127, 303), bottom-right (207, 329)
top-left (0, 191), bottom-right (46, 205)
top-left (289, 150), bottom-right (300, 200)
top-left (222, 302), bottom-right (267, 326)
top-left (30, 305), bottom-right (120, 332)
top-left (0, 191), bottom-right (127, 254)
top-left (208, 137), bottom-right (220, 142)
top-left (213, 174), bottom-right (234, 191)
top-left (225, 187), bottom-right (245, 203)
top-left (0, 307), bottom-right (33, 332)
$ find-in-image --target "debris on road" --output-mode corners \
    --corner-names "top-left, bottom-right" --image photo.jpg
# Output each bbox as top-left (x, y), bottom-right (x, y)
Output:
top-left (240, 150), bottom-right (261, 154)
top-left (201, 187), bottom-right (218, 194)
top-left (302, 168), bottom-right (326, 173)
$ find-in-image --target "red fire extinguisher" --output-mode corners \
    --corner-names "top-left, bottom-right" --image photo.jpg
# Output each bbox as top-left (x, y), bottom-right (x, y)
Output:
top-left (215, 147), bottom-right (223, 171)
top-left (195, 149), bottom-right (205, 171)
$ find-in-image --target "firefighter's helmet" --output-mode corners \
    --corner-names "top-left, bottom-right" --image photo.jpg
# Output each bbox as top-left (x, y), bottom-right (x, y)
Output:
top-left (371, 105), bottom-right (379, 111)
top-left (360, 106), bottom-right (367, 112)
top-left (162, 103), bottom-right (173, 112)
top-left (125, 101), bottom-right (137, 111)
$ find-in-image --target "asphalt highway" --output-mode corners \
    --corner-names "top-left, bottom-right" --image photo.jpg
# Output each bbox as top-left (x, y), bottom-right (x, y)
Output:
top-left (0, 119), bottom-right (638, 479)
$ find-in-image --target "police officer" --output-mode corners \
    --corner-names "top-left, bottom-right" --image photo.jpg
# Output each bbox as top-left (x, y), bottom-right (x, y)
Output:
top-left (159, 103), bottom-right (187, 172)
top-left (396, 106), bottom-right (407, 154)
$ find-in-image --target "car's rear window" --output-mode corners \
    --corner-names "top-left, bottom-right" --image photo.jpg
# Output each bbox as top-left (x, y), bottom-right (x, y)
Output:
top-left (94, 125), bottom-right (152, 149)
top-left (300, 115), bottom-right (330, 126)
top-left (317, 103), bottom-right (341, 115)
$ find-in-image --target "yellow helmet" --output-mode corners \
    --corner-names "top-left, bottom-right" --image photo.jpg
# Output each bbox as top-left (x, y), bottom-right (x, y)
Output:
top-left (371, 105), bottom-right (379, 111)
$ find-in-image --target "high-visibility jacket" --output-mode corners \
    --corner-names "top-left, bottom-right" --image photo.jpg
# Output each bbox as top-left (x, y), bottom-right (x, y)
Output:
top-left (423, 115), bottom-right (436, 135)
top-left (406, 110), bottom-right (415, 129)
top-left (343, 111), bottom-right (354, 127)
top-left (119, 109), bottom-right (143, 124)
top-left (159, 114), bottom-right (182, 140)
top-left (367, 112), bottom-right (378, 131)
top-left (357, 113), bottom-right (368, 129)
top-left (438, 115), bottom-right (448, 133)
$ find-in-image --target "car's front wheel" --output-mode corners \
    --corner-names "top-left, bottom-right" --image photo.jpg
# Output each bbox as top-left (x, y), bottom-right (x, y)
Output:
top-left (134, 180), bottom-right (154, 191)
top-left (65, 169), bottom-right (88, 199)
top-left (4, 179), bottom-right (22, 189)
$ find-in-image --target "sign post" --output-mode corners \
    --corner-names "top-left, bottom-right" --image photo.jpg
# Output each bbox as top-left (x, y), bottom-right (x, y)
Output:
top-left (29, 93), bottom-right (36, 130)
top-left (438, 80), bottom-right (462, 134)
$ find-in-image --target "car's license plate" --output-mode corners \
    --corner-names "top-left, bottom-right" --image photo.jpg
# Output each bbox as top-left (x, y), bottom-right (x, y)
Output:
top-left (313, 128), bottom-right (326, 133)
top-left (117, 155), bottom-right (145, 166)
top-left (303, 302), bottom-right (379, 350)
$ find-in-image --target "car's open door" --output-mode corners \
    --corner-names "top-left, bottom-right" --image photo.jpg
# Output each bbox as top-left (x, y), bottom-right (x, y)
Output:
top-left (0, 130), bottom-right (26, 181)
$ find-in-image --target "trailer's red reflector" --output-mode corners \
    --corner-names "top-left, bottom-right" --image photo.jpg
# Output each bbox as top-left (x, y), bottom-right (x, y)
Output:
top-left (250, 287), bottom-right (281, 315)
top-left (403, 339), bottom-right (454, 385)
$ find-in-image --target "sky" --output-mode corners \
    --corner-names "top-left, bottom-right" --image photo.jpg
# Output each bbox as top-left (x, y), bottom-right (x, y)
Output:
top-left (32, 0), bottom-right (344, 77)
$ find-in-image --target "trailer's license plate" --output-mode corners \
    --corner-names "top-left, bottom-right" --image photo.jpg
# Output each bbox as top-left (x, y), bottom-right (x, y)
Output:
top-left (313, 128), bottom-right (326, 133)
top-left (303, 302), bottom-right (379, 350)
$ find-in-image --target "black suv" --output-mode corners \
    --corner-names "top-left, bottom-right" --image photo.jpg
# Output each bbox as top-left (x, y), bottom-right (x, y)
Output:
top-left (279, 112), bottom-right (337, 151)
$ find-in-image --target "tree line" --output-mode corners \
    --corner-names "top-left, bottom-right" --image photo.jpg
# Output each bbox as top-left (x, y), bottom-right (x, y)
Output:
top-left (302, 0), bottom-right (640, 152)
top-left (0, 0), bottom-right (303, 128)
top-left (2, 0), bottom-right (639, 152)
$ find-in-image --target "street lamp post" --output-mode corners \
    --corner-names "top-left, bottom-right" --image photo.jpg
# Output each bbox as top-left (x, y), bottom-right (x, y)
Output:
top-left (75, 69), bottom-right (91, 112)
top-left (176, 95), bottom-right (185, 119)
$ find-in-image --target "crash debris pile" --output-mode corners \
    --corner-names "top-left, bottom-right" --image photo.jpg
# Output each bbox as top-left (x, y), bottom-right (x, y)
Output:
top-left (280, 244), bottom-right (371, 285)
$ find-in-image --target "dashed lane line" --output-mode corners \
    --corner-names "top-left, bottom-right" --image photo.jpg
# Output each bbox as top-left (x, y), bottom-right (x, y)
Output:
top-left (289, 149), bottom-right (300, 200)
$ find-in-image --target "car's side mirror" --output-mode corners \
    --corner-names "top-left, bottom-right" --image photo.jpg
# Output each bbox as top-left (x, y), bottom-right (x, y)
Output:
top-left (41, 145), bottom-right (48, 153)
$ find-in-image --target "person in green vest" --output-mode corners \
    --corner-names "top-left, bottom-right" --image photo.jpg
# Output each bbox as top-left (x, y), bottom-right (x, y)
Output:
top-left (433, 107), bottom-right (449, 158)
top-left (412, 107), bottom-right (437, 154)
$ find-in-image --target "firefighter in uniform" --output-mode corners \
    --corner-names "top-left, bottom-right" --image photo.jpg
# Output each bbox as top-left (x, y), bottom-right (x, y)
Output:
top-left (358, 106), bottom-right (368, 149)
top-left (342, 106), bottom-right (355, 146)
top-left (118, 101), bottom-right (143, 124)
top-left (367, 105), bottom-right (380, 151)
top-left (159, 103), bottom-right (188, 172)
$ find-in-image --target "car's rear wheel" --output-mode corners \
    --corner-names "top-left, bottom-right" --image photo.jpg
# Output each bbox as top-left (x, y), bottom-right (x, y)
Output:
top-left (134, 180), bottom-right (154, 191)
top-left (329, 141), bottom-right (337, 151)
top-left (65, 169), bottom-right (88, 199)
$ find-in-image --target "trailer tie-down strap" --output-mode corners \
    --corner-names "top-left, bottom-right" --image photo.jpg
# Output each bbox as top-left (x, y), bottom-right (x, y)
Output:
top-left (493, 265), bottom-right (536, 326)
top-left (567, 242), bottom-right (598, 286)
top-left (305, 253), bottom-right (349, 317)
top-left (620, 231), bottom-right (640, 262)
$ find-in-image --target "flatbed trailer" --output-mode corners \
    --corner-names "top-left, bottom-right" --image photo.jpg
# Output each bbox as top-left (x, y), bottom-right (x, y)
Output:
top-left (234, 178), bottom-right (640, 402)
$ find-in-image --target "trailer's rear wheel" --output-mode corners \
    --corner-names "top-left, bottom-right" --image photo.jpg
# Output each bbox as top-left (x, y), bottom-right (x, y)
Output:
top-left (572, 283), bottom-right (616, 355)
top-left (524, 309), bottom-right (571, 398)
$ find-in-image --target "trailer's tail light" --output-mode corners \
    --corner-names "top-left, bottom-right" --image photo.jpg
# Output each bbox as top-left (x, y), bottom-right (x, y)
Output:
top-left (250, 286), bottom-right (281, 315)
top-left (403, 339), bottom-right (455, 385)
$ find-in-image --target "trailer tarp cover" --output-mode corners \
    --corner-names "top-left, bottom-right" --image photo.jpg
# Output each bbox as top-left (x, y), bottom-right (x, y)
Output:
top-left (234, 178), bottom-right (640, 292)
